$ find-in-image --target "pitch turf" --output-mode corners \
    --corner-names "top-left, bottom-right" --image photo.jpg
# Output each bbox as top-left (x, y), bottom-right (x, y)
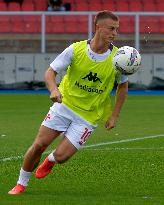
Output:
top-left (0, 93), bottom-right (164, 205)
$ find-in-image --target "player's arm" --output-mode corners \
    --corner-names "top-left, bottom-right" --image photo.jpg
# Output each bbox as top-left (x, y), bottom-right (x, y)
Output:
top-left (44, 67), bottom-right (62, 102)
top-left (44, 45), bottom-right (73, 102)
top-left (105, 81), bottom-right (128, 129)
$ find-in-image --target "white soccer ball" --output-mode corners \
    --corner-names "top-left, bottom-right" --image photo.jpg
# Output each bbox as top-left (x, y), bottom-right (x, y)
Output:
top-left (112, 46), bottom-right (141, 75)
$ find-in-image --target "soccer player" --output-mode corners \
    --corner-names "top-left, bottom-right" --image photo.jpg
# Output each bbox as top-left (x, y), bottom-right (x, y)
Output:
top-left (8, 10), bottom-right (128, 195)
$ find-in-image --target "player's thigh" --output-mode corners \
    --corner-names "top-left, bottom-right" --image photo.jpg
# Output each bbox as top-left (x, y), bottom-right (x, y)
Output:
top-left (35, 105), bottom-right (71, 147)
top-left (55, 136), bottom-right (78, 163)
top-left (34, 125), bottom-right (62, 147)
top-left (54, 122), bottom-right (95, 162)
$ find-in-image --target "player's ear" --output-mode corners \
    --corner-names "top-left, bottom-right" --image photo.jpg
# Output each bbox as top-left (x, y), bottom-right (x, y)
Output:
top-left (95, 23), bottom-right (100, 31)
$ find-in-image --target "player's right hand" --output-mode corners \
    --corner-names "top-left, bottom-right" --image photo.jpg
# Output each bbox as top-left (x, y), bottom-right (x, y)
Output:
top-left (50, 89), bottom-right (62, 103)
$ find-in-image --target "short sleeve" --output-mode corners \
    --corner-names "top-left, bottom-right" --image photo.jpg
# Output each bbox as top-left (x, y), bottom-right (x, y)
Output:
top-left (50, 45), bottom-right (73, 73)
top-left (116, 71), bottom-right (128, 84)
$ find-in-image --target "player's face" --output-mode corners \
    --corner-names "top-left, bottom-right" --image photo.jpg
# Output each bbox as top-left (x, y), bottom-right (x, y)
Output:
top-left (96, 18), bottom-right (119, 43)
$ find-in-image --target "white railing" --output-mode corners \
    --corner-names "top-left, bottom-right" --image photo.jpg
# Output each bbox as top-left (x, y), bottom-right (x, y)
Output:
top-left (0, 11), bottom-right (164, 53)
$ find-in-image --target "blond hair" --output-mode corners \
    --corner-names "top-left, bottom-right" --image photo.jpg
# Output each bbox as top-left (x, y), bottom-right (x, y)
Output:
top-left (94, 10), bottom-right (119, 28)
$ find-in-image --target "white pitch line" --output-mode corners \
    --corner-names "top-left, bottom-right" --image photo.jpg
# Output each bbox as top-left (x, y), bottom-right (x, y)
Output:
top-left (0, 151), bottom-right (50, 162)
top-left (0, 134), bottom-right (164, 162)
top-left (84, 147), bottom-right (164, 151)
top-left (84, 134), bottom-right (164, 148)
top-left (0, 155), bottom-right (23, 162)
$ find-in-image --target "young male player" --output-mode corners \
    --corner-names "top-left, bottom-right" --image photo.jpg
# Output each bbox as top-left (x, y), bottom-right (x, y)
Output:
top-left (8, 10), bottom-right (128, 194)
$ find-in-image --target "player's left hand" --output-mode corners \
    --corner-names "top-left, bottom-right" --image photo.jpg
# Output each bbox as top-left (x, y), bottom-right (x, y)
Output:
top-left (105, 116), bottom-right (117, 130)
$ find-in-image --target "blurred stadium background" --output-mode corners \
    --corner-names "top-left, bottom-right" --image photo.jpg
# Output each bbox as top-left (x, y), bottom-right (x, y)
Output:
top-left (0, 2), bottom-right (164, 203)
top-left (0, 0), bottom-right (164, 90)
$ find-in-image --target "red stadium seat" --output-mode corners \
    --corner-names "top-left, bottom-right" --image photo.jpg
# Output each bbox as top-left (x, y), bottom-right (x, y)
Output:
top-left (24, 21), bottom-right (38, 33)
top-left (8, 2), bottom-right (21, 11)
top-left (114, 0), bottom-right (128, 2)
top-left (45, 22), bottom-right (51, 33)
top-left (0, 16), bottom-right (10, 22)
top-left (88, 3), bottom-right (102, 11)
top-left (102, 2), bottom-right (116, 11)
top-left (23, 15), bottom-right (41, 33)
top-left (146, 0), bottom-right (156, 2)
top-left (140, 17), bottom-right (159, 33)
top-left (49, 22), bottom-right (65, 33)
top-left (115, 2), bottom-right (129, 11)
top-left (74, 0), bottom-right (88, 2)
top-left (63, 15), bottom-right (77, 22)
top-left (159, 16), bottom-right (164, 23)
top-left (159, 17), bottom-right (164, 33)
top-left (119, 16), bottom-right (134, 33)
top-left (0, 2), bottom-right (7, 11)
top-left (75, 3), bottom-right (88, 11)
top-left (12, 21), bottom-right (24, 33)
top-left (78, 16), bottom-right (88, 33)
top-left (11, 15), bottom-right (22, 22)
top-left (0, 22), bottom-right (11, 33)
top-left (143, 3), bottom-right (157, 11)
top-left (148, 17), bottom-right (159, 33)
top-left (156, 3), bottom-right (164, 11)
top-left (50, 16), bottom-right (64, 23)
top-left (0, 15), bottom-right (10, 33)
top-left (129, 2), bottom-right (143, 11)
top-left (23, 16), bottom-right (40, 22)
top-left (35, 0), bottom-right (47, 11)
top-left (22, 3), bottom-right (35, 11)
top-left (46, 15), bottom-right (65, 33)
top-left (65, 0), bottom-right (75, 4)
top-left (23, 0), bottom-right (33, 3)
top-left (63, 16), bottom-right (78, 33)
top-left (93, 0), bottom-right (102, 2)
top-left (102, 0), bottom-right (115, 3)
top-left (78, 16), bottom-right (88, 23)
top-left (65, 22), bottom-right (78, 33)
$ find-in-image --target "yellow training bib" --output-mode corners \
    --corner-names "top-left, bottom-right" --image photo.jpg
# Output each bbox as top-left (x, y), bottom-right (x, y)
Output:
top-left (59, 40), bottom-right (118, 125)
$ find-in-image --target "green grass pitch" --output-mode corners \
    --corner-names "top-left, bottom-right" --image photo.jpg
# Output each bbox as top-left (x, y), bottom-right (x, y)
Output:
top-left (0, 93), bottom-right (164, 205)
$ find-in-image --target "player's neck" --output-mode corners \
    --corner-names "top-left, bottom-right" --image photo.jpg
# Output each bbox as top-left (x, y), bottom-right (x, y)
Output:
top-left (90, 37), bottom-right (110, 54)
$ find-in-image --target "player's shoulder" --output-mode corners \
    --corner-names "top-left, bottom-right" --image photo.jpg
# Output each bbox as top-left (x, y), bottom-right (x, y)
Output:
top-left (72, 40), bottom-right (87, 48)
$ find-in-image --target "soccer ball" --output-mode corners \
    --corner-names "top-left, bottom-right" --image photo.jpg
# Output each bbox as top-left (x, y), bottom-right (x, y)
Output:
top-left (112, 46), bottom-right (141, 75)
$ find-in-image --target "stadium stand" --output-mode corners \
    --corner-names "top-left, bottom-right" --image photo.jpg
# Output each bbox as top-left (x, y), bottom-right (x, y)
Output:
top-left (0, 0), bottom-right (163, 12)
top-left (0, 0), bottom-right (163, 34)
top-left (0, 0), bottom-right (163, 53)
top-left (8, 2), bottom-right (21, 11)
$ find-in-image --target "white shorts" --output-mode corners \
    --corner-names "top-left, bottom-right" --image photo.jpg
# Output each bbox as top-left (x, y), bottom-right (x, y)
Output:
top-left (42, 103), bottom-right (96, 149)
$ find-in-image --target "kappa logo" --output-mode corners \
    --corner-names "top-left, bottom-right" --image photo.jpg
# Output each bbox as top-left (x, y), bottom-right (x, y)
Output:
top-left (82, 72), bottom-right (102, 83)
